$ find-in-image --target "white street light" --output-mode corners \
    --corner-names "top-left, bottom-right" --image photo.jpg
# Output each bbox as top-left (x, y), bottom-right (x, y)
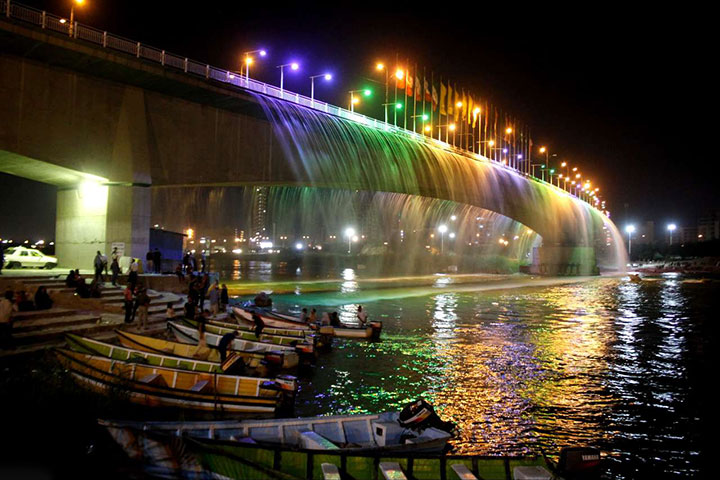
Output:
top-left (345, 227), bottom-right (356, 254)
top-left (277, 62), bottom-right (300, 93)
top-left (438, 224), bottom-right (448, 254)
top-left (310, 73), bottom-right (332, 105)
top-left (625, 224), bottom-right (636, 256)
top-left (667, 223), bottom-right (677, 245)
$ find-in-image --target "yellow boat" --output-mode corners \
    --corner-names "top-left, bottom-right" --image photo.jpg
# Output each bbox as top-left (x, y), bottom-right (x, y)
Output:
top-left (116, 329), bottom-right (299, 371)
top-left (55, 349), bottom-right (288, 415)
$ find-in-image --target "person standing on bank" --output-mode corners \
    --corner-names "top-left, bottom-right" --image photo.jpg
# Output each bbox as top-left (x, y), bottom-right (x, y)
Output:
top-left (208, 282), bottom-right (220, 317)
top-left (93, 251), bottom-right (104, 283)
top-left (153, 248), bottom-right (162, 274)
top-left (220, 284), bottom-right (229, 311)
top-left (136, 287), bottom-right (151, 330)
top-left (110, 256), bottom-right (121, 286)
top-left (128, 258), bottom-right (139, 288)
top-left (145, 250), bottom-right (154, 275)
top-left (123, 284), bottom-right (134, 323)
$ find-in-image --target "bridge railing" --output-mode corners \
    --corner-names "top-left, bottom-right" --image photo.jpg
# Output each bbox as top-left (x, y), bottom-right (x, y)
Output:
top-left (1, 0), bottom-right (597, 208)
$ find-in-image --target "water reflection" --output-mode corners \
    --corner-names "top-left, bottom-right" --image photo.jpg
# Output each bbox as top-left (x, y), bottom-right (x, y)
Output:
top-left (285, 276), bottom-right (710, 477)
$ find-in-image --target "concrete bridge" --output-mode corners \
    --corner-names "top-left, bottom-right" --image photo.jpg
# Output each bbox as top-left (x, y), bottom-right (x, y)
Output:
top-left (0, 11), bottom-right (618, 274)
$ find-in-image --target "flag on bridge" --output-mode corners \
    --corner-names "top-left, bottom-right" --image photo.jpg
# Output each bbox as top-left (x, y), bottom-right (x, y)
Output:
top-left (440, 82), bottom-right (447, 115)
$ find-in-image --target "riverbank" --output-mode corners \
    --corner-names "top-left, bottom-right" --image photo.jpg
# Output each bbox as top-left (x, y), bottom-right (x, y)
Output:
top-left (224, 271), bottom-right (625, 298)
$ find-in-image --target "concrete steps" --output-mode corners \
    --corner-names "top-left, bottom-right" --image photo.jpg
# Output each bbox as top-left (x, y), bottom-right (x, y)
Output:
top-left (11, 307), bottom-right (77, 321)
top-left (12, 313), bottom-right (102, 333)
top-left (12, 316), bottom-right (119, 344)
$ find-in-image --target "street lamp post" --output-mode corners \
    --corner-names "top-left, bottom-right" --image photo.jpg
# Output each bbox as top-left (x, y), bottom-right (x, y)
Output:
top-left (349, 89), bottom-right (371, 112)
top-left (438, 224), bottom-right (448, 254)
top-left (277, 62), bottom-right (299, 95)
top-left (376, 62), bottom-right (390, 123)
top-left (68, 0), bottom-right (84, 37)
top-left (310, 73), bottom-right (332, 105)
top-left (478, 139), bottom-right (495, 158)
top-left (625, 225), bottom-right (636, 256)
top-left (667, 223), bottom-right (677, 245)
top-left (345, 227), bottom-right (356, 254)
top-left (242, 49), bottom-right (266, 84)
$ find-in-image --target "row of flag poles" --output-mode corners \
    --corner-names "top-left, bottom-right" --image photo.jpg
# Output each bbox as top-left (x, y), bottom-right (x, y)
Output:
top-left (386, 60), bottom-right (533, 175)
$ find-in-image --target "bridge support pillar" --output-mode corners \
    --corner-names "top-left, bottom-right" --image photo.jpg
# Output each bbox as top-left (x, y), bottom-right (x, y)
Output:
top-left (55, 183), bottom-right (150, 269)
top-left (531, 246), bottom-right (599, 276)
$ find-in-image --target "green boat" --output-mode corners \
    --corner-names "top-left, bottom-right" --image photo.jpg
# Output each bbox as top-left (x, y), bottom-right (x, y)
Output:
top-left (65, 333), bottom-right (225, 373)
top-left (100, 421), bottom-right (602, 480)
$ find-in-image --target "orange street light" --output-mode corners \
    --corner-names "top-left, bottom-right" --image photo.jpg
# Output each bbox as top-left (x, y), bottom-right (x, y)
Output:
top-left (69, 0), bottom-right (85, 36)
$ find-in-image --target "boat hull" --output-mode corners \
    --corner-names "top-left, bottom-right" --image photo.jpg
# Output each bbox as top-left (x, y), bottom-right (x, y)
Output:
top-left (56, 349), bottom-right (284, 415)
top-left (168, 323), bottom-right (301, 370)
top-left (100, 424), bottom-right (551, 480)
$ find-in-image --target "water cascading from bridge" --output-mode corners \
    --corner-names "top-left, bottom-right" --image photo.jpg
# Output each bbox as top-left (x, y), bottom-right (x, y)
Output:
top-left (152, 186), bottom-right (542, 276)
top-left (244, 93), bottom-right (627, 274)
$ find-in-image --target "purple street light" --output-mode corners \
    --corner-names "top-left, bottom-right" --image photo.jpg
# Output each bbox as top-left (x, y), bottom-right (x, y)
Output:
top-left (277, 62), bottom-right (300, 93)
top-left (310, 73), bottom-right (333, 104)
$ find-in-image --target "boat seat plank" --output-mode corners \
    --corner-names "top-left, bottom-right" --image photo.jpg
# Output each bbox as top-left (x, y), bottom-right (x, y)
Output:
top-left (299, 431), bottom-right (339, 450)
top-left (321, 463), bottom-right (341, 480)
top-left (138, 373), bottom-right (166, 386)
top-left (451, 464), bottom-right (478, 480)
top-left (379, 462), bottom-right (407, 480)
top-left (190, 380), bottom-right (212, 393)
top-left (512, 466), bottom-right (552, 480)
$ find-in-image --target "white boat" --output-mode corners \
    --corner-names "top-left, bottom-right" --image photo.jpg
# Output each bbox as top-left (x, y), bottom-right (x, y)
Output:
top-left (233, 306), bottom-right (383, 340)
top-left (101, 399), bottom-right (454, 455)
top-left (169, 321), bottom-right (311, 358)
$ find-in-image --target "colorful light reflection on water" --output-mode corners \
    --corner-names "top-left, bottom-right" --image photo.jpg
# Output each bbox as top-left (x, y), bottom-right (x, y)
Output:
top-left (267, 274), bottom-right (712, 478)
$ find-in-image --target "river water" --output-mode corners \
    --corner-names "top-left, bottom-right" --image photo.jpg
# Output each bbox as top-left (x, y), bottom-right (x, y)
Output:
top-left (257, 272), bottom-right (713, 479)
top-left (0, 268), bottom-right (714, 479)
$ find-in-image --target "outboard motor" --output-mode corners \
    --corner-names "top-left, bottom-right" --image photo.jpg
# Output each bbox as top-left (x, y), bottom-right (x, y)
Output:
top-left (556, 447), bottom-right (602, 479)
top-left (315, 327), bottom-right (334, 351)
top-left (398, 399), bottom-right (455, 434)
top-left (369, 321), bottom-right (383, 340)
top-left (254, 292), bottom-right (273, 307)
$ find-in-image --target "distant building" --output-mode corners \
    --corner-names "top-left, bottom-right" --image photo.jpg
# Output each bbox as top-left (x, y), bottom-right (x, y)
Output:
top-left (698, 210), bottom-right (720, 241)
top-left (251, 187), bottom-right (268, 242)
top-left (635, 220), bottom-right (655, 245)
top-left (680, 226), bottom-right (698, 244)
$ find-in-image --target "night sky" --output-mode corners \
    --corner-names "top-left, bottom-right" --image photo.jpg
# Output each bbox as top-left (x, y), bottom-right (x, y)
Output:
top-left (1, 1), bottom-right (714, 240)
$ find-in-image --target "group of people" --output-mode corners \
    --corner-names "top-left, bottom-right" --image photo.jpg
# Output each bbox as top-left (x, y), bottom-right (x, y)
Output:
top-left (182, 251), bottom-right (206, 275)
top-left (123, 283), bottom-right (152, 330)
top-left (145, 248), bottom-right (163, 274)
top-left (0, 286), bottom-right (54, 346)
top-left (182, 277), bottom-right (229, 320)
top-left (65, 269), bottom-right (103, 299)
top-left (299, 305), bottom-right (368, 327)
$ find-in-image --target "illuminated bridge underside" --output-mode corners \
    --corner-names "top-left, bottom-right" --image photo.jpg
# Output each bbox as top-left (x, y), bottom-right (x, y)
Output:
top-left (0, 20), bottom-right (615, 273)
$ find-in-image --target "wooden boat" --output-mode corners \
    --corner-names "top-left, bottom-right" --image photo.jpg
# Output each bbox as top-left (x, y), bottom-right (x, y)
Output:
top-left (196, 315), bottom-right (312, 339)
top-left (102, 412), bottom-right (452, 455)
top-left (64, 334), bottom-right (298, 395)
top-left (100, 398), bottom-right (602, 479)
top-left (233, 305), bottom-right (309, 330)
top-left (182, 318), bottom-right (313, 347)
top-left (115, 329), bottom-right (300, 371)
top-left (55, 349), bottom-right (290, 415)
top-left (169, 322), bottom-right (314, 364)
top-left (234, 305), bottom-right (383, 340)
top-left (100, 425), bottom-right (601, 480)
